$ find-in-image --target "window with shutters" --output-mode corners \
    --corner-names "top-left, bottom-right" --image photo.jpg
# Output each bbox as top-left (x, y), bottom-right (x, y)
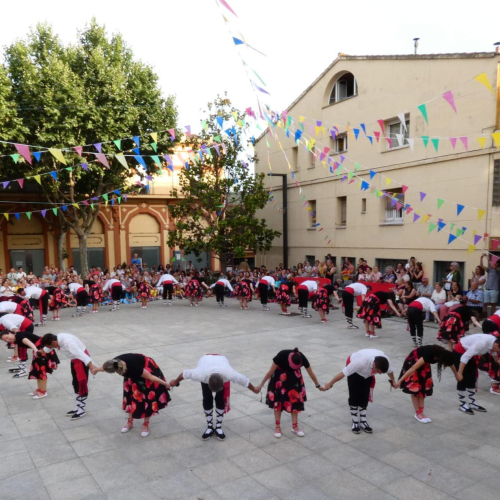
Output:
top-left (493, 160), bottom-right (500, 206)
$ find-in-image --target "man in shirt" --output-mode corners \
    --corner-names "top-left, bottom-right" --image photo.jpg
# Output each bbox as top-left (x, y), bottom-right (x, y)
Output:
top-left (258, 272), bottom-right (276, 311)
top-left (454, 334), bottom-right (500, 414)
top-left (40, 333), bottom-right (97, 420)
top-left (416, 278), bottom-right (434, 322)
top-left (170, 354), bottom-right (259, 441)
top-left (341, 282), bottom-right (367, 329)
top-left (130, 253), bottom-right (141, 267)
top-left (480, 254), bottom-right (500, 317)
top-left (321, 349), bottom-right (396, 434)
top-left (7, 268), bottom-right (18, 286)
top-left (21, 285), bottom-right (49, 325)
top-left (466, 281), bottom-right (484, 319)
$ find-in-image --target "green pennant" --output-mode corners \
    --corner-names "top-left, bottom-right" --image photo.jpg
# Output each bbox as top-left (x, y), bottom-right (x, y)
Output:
top-left (117, 197), bottom-right (121, 204)
top-left (113, 140), bottom-right (122, 150)
top-left (26, 212), bottom-right (32, 220)
top-left (66, 167), bottom-right (73, 172)
top-left (151, 155), bottom-right (162, 167)
top-left (450, 223), bottom-right (455, 232)
top-left (431, 138), bottom-right (439, 152)
top-left (437, 198), bottom-right (445, 209)
top-left (150, 142), bottom-right (157, 152)
top-left (102, 194), bottom-right (108, 201)
top-left (214, 136), bottom-right (221, 143)
top-left (348, 172), bottom-right (354, 180)
top-left (456, 228), bottom-right (464, 237)
top-left (52, 207), bottom-right (58, 215)
top-left (422, 136), bottom-right (429, 148)
top-left (201, 120), bottom-right (208, 130)
top-left (90, 203), bottom-right (94, 210)
top-left (417, 103), bottom-right (428, 124)
top-left (11, 154), bottom-right (20, 163)
top-left (428, 223), bottom-right (437, 233)
top-left (355, 162), bottom-right (361, 172)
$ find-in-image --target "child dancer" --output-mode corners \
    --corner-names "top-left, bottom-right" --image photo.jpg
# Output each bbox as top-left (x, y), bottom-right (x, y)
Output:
top-left (438, 305), bottom-right (481, 351)
top-left (357, 288), bottom-right (401, 338)
top-left (157, 272), bottom-right (178, 306)
top-left (89, 277), bottom-right (103, 313)
top-left (234, 271), bottom-right (254, 310)
top-left (256, 348), bottom-right (321, 438)
top-left (294, 280), bottom-right (318, 318)
top-left (341, 282), bottom-right (367, 329)
top-left (395, 344), bottom-right (458, 423)
top-left (137, 278), bottom-right (151, 309)
top-left (312, 284), bottom-right (334, 322)
top-left (275, 278), bottom-right (292, 315)
top-left (49, 286), bottom-right (67, 321)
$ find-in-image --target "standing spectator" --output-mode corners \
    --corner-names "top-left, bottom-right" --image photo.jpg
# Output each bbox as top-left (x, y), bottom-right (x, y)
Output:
top-left (442, 262), bottom-right (461, 292)
top-left (238, 259), bottom-right (250, 272)
top-left (480, 253), bottom-right (500, 316)
top-left (131, 253), bottom-right (141, 267)
top-left (431, 282), bottom-right (447, 320)
top-left (465, 281), bottom-right (484, 319)
top-left (16, 267), bottom-right (27, 282)
top-left (417, 278), bottom-right (434, 321)
top-left (471, 265), bottom-right (486, 290)
top-left (7, 268), bottom-right (18, 286)
top-left (405, 257), bottom-right (416, 272)
top-left (411, 262), bottom-right (424, 289)
top-left (395, 263), bottom-right (405, 278)
top-left (325, 259), bottom-right (336, 283)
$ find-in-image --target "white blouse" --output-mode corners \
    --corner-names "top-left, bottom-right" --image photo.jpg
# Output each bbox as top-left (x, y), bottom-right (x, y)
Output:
top-left (183, 355), bottom-right (249, 387)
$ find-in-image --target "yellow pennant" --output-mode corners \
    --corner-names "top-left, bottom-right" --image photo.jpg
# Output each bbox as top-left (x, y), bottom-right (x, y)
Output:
top-left (72, 203), bottom-right (79, 209)
top-left (478, 209), bottom-right (486, 220)
top-left (385, 178), bottom-right (391, 187)
top-left (421, 214), bottom-right (431, 224)
top-left (231, 111), bottom-right (238, 120)
top-left (468, 244), bottom-right (476, 254)
top-left (346, 125), bottom-right (354, 140)
top-left (478, 137), bottom-right (487, 149)
top-left (299, 116), bottom-right (305, 123)
top-left (309, 139), bottom-right (316, 151)
top-left (48, 148), bottom-right (67, 164)
top-left (115, 154), bottom-right (128, 169)
top-left (315, 126), bottom-right (320, 137)
top-left (33, 175), bottom-right (41, 184)
top-left (150, 132), bottom-right (158, 143)
top-left (3, 213), bottom-right (9, 221)
top-left (474, 72), bottom-right (495, 94)
top-left (492, 132), bottom-right (500, 148)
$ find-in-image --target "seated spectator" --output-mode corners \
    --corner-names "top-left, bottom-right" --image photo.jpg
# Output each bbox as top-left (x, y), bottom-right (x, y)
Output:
top-left (417, 278), bottom-right (433, 321)
top-left (383, 267), bottom-right (397, 283)
top-left (363, 267), bottom-right (373, 282)
top-left (465, 281), bottom-right (484, 318)
top-left (398, 282), bottom-right (417, 315)
top-left (371, 266), bottom-right (382, 282)
top-left (439, 281), bottom-right (463, 320)
top-left (297, 263), bottom-right (304, 276)
top-left (356, 266), bottom-right (367, 282)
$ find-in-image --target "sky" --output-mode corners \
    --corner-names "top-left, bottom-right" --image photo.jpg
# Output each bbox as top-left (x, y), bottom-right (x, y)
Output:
top-left (1, 0), bottom-right (499, 130)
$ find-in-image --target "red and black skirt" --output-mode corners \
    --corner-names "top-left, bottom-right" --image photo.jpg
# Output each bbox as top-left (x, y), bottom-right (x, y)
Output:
top-left (275, 284), bottom-right (291, 306)
top-left (438, 312), bottom-right (465, 343)
top-left (138, 283), bottom-right (151, 299)
top-left (29, 340), bottom-right (60, 380)
top-left (19, 300), bottom-right (34, 322)
top-left (356, 295), bottom-right (382, 328)
top-left (399, 348), bottom-right (434, 398)
top-left (234, 281), bottom-right (252, 300)
top-left (49, 288), bottom-right (67, 310)
top-left (312, 288), bottom-right (330, 313)
top-left (89, 284), bottom-right (103, 304)
top-left (266, 366), bottom-right (307, 413)
top-left (477, 354), bottom-right (500, 382)
top-left (122, 357), bottom-right (171, 419)
top-left (185, 280), bottom-right (202, 298)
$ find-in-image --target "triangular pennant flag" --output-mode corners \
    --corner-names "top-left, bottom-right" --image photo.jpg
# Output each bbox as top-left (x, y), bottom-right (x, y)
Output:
top-left (132, 136), bottom-right (140, 147)
top-left (10, 154), bottom-right (20, 163)
top-left (41, 209), bottom-right (46, 218)
top-left (492, 255), bottom-right (500, 266)
top-left (81, 163), bottom-right (88, 171)
top-left (14, 213), bottom-right (20, 221)
top-left (428, 223), bottom-right (437, 233)
top-left (34, 175), bottom-right (41, 184)
top-left (33, 151), bottom-right (42, 162)
top-left (49, 148), bottom-right (67, 164)
top-left (17, 179), bottom-right (24, 189)
top-left (422, 136), bottom-right (429, 148)
top-left (419, 192), bottom-right (427, 202)
top-left (95, 153), bottom-right (110, 169)
top-left (457, 204), bottom-right (465, 216)
top-left (361, 181), bottom-right (369, 191)
top-left (402, 185), bottom-right (408, 194)
top-left (374, 131), bottom-right (380, 142)
top-left (448, 234), bottom-right (457, 245)
top-left (115, 154), bottom-right (128, 169)
top-left (492, 240), bottom-right (500, 251)
top-left (168, 129), bottom-right (176, 140)
top-left (360, 123), bottom-right (366, 135)
top-left (417, 104), bottom-right (428, 124)
top-left (437, 198), bottom-right (445, 209)
top-left (407, 138), bottom-right (414, 151)
top-left (150, 132), bottom-right (158, 143)
top-left (413, 213), bottom-right (421, 222)
top-left (474, 72), bottom-right (495, 94)
top-left (450, 223), bottom-right (455, 232)
top-left (50, 171), bottom-right (58, 181)
top-left (150, 142), bottom-right (157, 152)
top-left (377, 119), bottom-right (385, 133)
top-left (385, 178), bottom-right (391, 187)
top-left (102, 194), bottom-right (108, 201)
top-left (353, 128), bottom-right (360, 140)
top-left (73, 146), bottom-right (83, 156)
top-left (460, 136), bottom-right (469, 151)
top-left (467, 244), bottom-right (475, 254)
top-left (216, 117), bottom-right (224, 128)
top-left (478, 209), bottom-right (486, 220)
top-left (385, 137), bottom-right (393, 148)
top-left (478, 137), bottom-right (487, 149)
top-left (14, 144), bottom-right (32, 165)
top-left (219, 0), bottom-right (238, 17)
top-left (26, 212), bottom-right (31, 220)
top-left (151, 155), bottom-right (162, 167)
top-left (52, 207), bottom-right (58, 216)
top-left (3, 213), bottom-right (8, 221)
top-left (492, 132), bottom-right (500, 148)
top-left (185, 125), bottom-right (191, 136)
top-left (2, 181), bottom-right (9, 189)
top-left (431, 138), bottom-right (439, 152)
top-left (66, 167), bottom-right (73, 172)
top-left (113, 140), bottom-right (122, 150)
top-left (397, 113), bottom-right (407, 129)
top-left (355, 162), bottom-right (361, 172)
top-left (133, 147), bottom-right (140, 155)
top-left (94, 143), bottom-right (102, 153)
top-left (474, 234), bottom-right (482, 245)
top-left (442, 90), bottom-right (457, 113)
top-left (422, 214), bottom-right (431, 224)
top-left (395, 134), bottom-right (403, 147)
top-left (369, 170), bottom-right (376, 180)
top-left (437, 222), bottom-right (446, 232)
top-left (450, 137), bottom-right (457, 149)
top-left (134, 155), bottom-right (147, 169)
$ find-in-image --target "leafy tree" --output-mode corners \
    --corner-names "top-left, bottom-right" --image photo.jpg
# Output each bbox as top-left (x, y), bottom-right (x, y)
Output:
top-left (167, 96), bottom-right (280, 268)
top-left (0, 20), bottom-right (178, 274)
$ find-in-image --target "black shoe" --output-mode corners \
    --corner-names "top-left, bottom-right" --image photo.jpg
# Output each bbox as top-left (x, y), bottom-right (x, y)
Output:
top-left (71, 411), bottom-right (86, 420)
top-left (351, 423), bottom-right (360, 434)
top-left (9, 368), bottom-right (21, 373)
top-left (470, 404), bottom-right (487, 413)
top-left (360, 422), bottom-right (373, 434)
top-left (215, 429), bottom-right (226, 441)
top-left (459, 406), bottom-right (474, 415)
top-left (66, 410), bottom-right (77, 417)
top-left (202, 427), bottom-right (215, 440)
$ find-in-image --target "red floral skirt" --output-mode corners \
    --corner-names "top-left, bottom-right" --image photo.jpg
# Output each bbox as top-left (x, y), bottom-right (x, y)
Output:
top-left (122, 357), bottom-right (171, 419)
top-left (138, 283), bottom-right (151, 299)
top-left (29, 340), bottom-right (60, 381)
top-left (438, 312), bottom-right (465, 343)
top-left (478, 354), bottom-right (500, 382)
top-left (399, 348), bottom-right (433, 398)
top-left (265, 366), bottom-right (306, 413)
top-left (234, 281), bottom-right (252, 300)
top-left (275, 284), bottom-right (291, 306)
top-left (312, 288), bottom-right (330, 313)
top-left (357, 295), bottom-right (382, 328)
top-left (49, 289), bottom-right (67, 310)
top-left (89, 285), bottom-right (103, 304)
top-left (185, 280), bottom-right (202, 298)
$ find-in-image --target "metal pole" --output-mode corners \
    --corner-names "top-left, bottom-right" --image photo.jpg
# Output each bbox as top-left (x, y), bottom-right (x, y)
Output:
top-left (282, 174), bottom-right (288, 269)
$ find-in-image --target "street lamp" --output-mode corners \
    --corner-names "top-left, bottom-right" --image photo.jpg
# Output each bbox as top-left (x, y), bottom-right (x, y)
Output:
top-left (267, 173), bottom-right (288, 269)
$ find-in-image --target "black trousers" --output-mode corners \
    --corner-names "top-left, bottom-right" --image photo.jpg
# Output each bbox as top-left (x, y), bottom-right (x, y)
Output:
top-left (40, 292), bottom-right (49, 315)
top-left (407, 306), bottom-right (424, 338)
top-left (111, 285), bottom-right (122, 301)
top-left (201, 382), bottom-right (224, 411)
top-left (259, 283), bottom-right (268, 305)
top-left (214, 284), bottom-right (225, 304)
top-left (76, 290), bottom-right (88, 307)
top-left (298, 289), bottom-right (309, 309)
top-left (71, 360), bottom-right (89, 397)
top-left (453, 350), bottom-right (477, 391)
top-left (342, 291), bottom-right (354, 318)
top-left (347, 373), bottom-right (372, 407)
top-left (162, 284), bottom-right (173, 300)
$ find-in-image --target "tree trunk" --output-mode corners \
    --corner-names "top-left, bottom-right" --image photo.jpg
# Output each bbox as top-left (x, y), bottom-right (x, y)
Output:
top-left (78, 233), bottom-right (89, 277)
top-left (56, 230), bottom-right (67, 271)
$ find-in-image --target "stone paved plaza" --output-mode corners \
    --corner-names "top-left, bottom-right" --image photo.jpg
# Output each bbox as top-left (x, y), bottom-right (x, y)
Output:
top-left (2, 298), bottom-right (500, 500)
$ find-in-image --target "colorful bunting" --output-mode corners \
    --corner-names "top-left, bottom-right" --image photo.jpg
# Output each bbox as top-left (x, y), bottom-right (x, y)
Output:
top-left (49, 148), bottom-right (67, 164)
top-left (417, 104), bottom-right (428, 124)
top-left (442, 91), bottom-right (457, 113)
top-left (478, 209), bottom-right (486, 220)
top-left (474, 72), bottom-right (495, 94)
top-left (457, 204), bottom-right (465, 216)
top-left (14, 144), bottom-right (32, 165)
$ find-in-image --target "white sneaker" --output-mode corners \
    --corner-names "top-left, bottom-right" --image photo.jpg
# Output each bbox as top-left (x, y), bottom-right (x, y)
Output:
top-left (369, 335), bottom-right (379, 339)
top-left (414, 413), bottom-right (430, 424)
top-left (33, 392), bottom-right (47, 399)
top-left (274, 429), bottom-right (282, 438)
top-left (292, 427), bottom-right (305, 437)
top-left (365, 333), bottom-right (370, 337)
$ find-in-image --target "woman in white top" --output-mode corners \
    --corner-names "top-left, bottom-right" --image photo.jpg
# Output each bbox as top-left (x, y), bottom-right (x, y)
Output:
top-left (431, 282), bottom-right (447, 321)
top-left (471, 266), bottom-right (487, 290)
top-left (0, 279), bottom-right (15, 297)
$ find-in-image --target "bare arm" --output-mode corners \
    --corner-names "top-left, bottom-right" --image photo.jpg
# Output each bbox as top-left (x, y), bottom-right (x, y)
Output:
top-left (256, 362), bottom-right (278, 391)
top-left (471, 316), bottom-right (481, 328)
top-left (387, 300), bottom-right (401, 316)
top-left (305, 366), bottom-right (320, 386)
top-left (169, 372), bottom-right (184, 387)
top-left (395, 357), bottom-right (425, 387)
top-left (21, 338), bottom-right (39, 352)
top-left (479, 254), bottom-right (487, 272)
top-left (322, 371), bottom-right (345, 391)
top-left (142, 369), bottom-right (170, 388)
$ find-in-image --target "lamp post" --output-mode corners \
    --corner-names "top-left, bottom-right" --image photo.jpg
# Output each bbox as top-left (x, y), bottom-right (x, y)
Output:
top-left (267, 173), bottom-right (288, 269)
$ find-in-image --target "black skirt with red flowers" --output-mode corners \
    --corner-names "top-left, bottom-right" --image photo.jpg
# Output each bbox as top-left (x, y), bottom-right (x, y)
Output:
top-left (438, 312), bottom-right (465, 343)
top-left (266, 366), bottom-right (307, 413)
top-left (356, 295), bottom-right (382, 328)
top-left (49, 288), bottom-right (67, 310)
top-left (234, 281), bottom-right (252, 300)
top-left (312, 288), bottom-right (330, 313)
top-left (275, 284), bottom-right (291, 306)
top-left (185, 279), bottom-right (202, 298)
top-left (137, 282), bottom-right (151, 299)
top-left (29, 340), bottom-right (60, 380)
top-left (19, 299), bottom-right (34, 322)
top-left (122, 356), bottom-right (171, 419)
top-left (89, 284), bottom-right (103, 304)
top-left (399, 348), bottom-right (434, 398)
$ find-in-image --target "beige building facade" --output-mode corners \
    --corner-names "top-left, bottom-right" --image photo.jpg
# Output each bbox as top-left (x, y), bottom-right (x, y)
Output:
top-left (255, 52), bottom-right (500, 286)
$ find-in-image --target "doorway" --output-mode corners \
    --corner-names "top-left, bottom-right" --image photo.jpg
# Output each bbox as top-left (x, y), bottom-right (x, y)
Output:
top-left (10, 250), bottom-right (46, 277)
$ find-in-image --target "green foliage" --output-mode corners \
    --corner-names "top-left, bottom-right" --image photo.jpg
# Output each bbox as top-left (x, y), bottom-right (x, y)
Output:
top-left (0, 19), bottom-right (178, 274)
top-left (167, 96), bottom-right (280, 261)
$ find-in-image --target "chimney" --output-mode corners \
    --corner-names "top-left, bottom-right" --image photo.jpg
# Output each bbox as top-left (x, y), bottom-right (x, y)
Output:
top-left (495, 42), bottom-right (500, 53)
top-left (413, 38), bottom-right (420, 55)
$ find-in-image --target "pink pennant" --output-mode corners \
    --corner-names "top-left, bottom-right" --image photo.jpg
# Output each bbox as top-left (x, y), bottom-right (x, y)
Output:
top-left (484, 233), bottom-right (489, 238)
top-left (14, 144), bottom-right (32, 165)
top-left (406, 207), bottom-right (414, 214)
top-left (385, 137), bottom-right (392, 148)
top-left (219, 0), bottom-right (238, 17)
top-left (73, 146), bottom-right (83, 156)
top-left (374, 131), bottom-right (380, 142)
top-left (442, 90), bottom-right (457, 113)
top-left (491, 255), bottom-right (500, 266)
top-left (168, 129), bottom-right (176, 141)
top-left (492, 240), bottom-right (500, 250)
top-left (82, 200), bottom-right (89, 206)
top-left (17, 178), bottom-right (24, 189)
top-left (377, 119), bottom-right (385, 133)
top-left (348, 179), bottom-right (356, 185)
top-left (459, 137), bottom-right (468, 151)
top-left (449, 137), bottom-right (457, 149)
top-left (402, 185), bottom-right (409, 194)
top-left (396, 202), bottom-right (403, 210)
top-left (95, 153), bottom-right (110, 169)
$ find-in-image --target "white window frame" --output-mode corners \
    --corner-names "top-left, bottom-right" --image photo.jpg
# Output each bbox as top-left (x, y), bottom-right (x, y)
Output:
top-left (334, 134), bottom-right (348, 154)
top-left (386, 118), bottom-right (410, 150)
top-left (308, 200), bottom-right (317, 228)
top-left (384, 190), bottom-right (405, 223)
top-left (308, 150), bottom-right (316, 169)
top-left (329, 74), bottom-right (358, 105)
